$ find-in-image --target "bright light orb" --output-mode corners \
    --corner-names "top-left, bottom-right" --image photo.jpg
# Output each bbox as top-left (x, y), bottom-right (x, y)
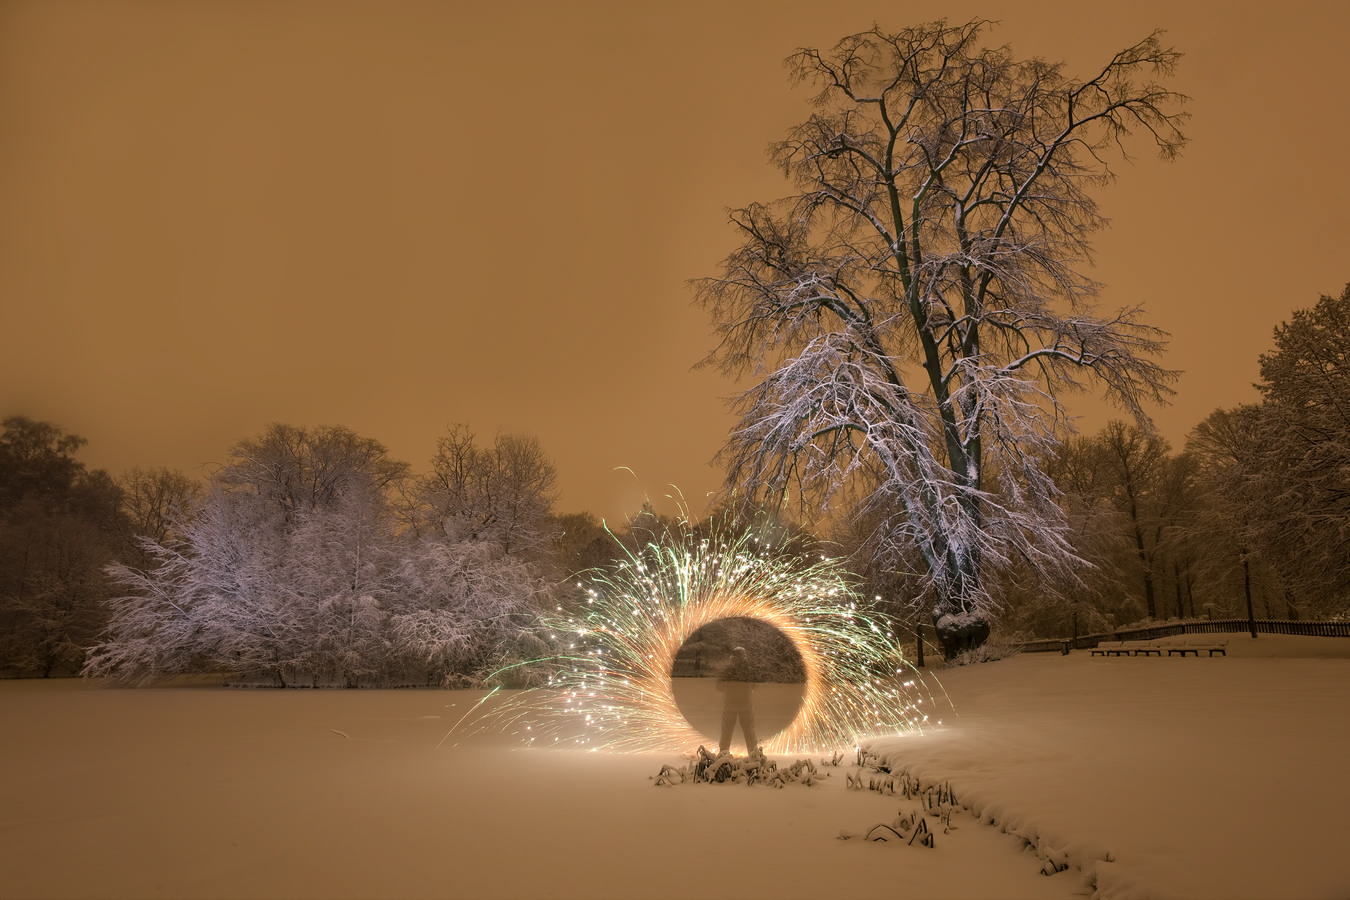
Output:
top-left (477, 518), bottom-right (942, 753)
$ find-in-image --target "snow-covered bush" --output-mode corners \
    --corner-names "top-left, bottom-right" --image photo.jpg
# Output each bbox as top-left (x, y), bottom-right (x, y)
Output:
top-left (943, 631), bottom-right (1023, 667)
top-left (84, 424), bottom-right (556, 687)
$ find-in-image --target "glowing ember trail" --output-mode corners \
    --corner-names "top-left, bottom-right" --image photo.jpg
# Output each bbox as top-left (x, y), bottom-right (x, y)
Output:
top-left (461, 518), bottom-right (947, 753)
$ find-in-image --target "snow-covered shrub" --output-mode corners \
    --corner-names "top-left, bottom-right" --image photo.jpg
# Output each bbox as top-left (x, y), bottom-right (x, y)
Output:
top-left (944, 631), bottom-right (1023, 667)
top-left (85, 436), bottom-right (556, 687)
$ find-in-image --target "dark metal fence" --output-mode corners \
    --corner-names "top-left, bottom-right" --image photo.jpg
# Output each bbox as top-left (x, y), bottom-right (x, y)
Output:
top-left (1018, 618), bottom-right (1350, 653)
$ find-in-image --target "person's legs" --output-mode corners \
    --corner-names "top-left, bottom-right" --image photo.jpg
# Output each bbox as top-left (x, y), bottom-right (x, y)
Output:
top-left (739, 708), bottom-right (758, 754)
top-left (719, 706), bottom-right (736, 755)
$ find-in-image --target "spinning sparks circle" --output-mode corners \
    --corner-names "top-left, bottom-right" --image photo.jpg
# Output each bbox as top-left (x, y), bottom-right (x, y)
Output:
top-left (473, 518), bottom-right (943, 754)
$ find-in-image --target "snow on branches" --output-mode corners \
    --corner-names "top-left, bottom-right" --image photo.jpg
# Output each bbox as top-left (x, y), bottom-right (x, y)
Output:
top-left (83, 425), bottom-right (556, 687)
top-left (696, 19), bottom-right (1186, 657)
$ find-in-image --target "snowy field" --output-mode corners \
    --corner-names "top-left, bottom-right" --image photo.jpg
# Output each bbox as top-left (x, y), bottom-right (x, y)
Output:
top-left (3, 635), bottom-right (1348, 900)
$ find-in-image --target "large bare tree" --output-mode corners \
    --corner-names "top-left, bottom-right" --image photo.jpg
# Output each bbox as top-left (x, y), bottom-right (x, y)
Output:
top-left (413, 425), bottom-right (558, 559)
top-left (696, 19), bottom-right (1186, 657)
top-left (219, 423), bottom-right (409, 522)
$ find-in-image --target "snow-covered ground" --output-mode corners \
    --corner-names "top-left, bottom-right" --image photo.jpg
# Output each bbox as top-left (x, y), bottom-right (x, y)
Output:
top-left (872, 635), bottom-right (1350, 900)
top-left (2, 635), bottom-right (1347, 899)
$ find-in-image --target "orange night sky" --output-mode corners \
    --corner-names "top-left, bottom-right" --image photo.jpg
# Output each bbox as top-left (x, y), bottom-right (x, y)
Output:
top-left (2, 0), bottom-right (1347, 523)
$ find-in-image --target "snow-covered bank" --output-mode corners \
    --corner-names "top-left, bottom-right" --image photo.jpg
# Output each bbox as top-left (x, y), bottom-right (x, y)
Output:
top-left (871, 635), bottom-right (1350, 899)
top-left (2, 635), bottom-right (1346, 899)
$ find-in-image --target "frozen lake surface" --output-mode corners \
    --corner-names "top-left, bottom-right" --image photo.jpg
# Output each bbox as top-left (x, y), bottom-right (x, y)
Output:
top-left (2, 634), bottom-right (1347, 899)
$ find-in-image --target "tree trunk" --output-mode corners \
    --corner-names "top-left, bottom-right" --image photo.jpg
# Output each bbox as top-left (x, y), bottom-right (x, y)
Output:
top-left (1132, 520), bottom-right (1156, 619)
top-left (1173, 560), bottom-right (1186, 619)
top-left (932, 610), bottom-right (991, 661)
top-left (1241, 549), bottom-right (1257, 639)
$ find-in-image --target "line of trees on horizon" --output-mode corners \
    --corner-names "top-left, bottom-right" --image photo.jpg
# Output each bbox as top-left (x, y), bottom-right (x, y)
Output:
top-left (0, 415), bottom-right (814, 684)
top-left (2, 283), bottom-right (1348, 681)
top-left (0, 419), bottom-right (609, 683)
top-left (843, 286), bottom-right (1350, 643)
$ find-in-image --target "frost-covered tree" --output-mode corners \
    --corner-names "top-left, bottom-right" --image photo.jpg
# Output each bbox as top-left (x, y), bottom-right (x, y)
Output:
top-left (284, 480), bottom-right (402, 687)
top-left (402, 426), bottom-right (559, 682)
top-left (1256, 285), bottom-right (1350, 603)
top-left (87, 425), bottom-right (413, 686)
top-left (1186, 406), bottom-right (1291, 626)
top-left (220, 423), bottom-right (409, 522)
top-left (696, 19), bottom-right (1186, 657)
top-left (1040, 423), bottom-right (1204, 635)
top-left (86, 485), bottom-right (288, 684)
top-left (1093, 421), bottom-right (1179, 621)
top-left (412, 425), bottom-right (558, 558)
top-left (391, 538), bottom-right (551, 686)
top-left (87, 423), bottom-right (555, 686)
top-left (1188, 284), bottom-right (1350, 619)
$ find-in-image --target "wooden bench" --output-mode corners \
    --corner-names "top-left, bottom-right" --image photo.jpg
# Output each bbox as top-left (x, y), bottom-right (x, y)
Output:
top-left (1166, 636), bottom-right (1228, 657)
top-left (1090, 640), bottom-right (1159, 656)
top-left (1093, 636), bottom-right (1229, 657)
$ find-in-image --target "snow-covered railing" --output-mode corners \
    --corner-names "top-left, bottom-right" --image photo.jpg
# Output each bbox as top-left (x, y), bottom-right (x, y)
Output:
top-left (1181, 618), bottom-right (1350, 638)
top-left (1017, 637), bottom-right (1073, 653)
top-left (1018, 618), bottom-right (1350, 653)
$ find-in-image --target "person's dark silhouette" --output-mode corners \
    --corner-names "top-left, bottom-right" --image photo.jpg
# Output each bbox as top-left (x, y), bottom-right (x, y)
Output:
top-left (715, 646), bottom-right (758, 755)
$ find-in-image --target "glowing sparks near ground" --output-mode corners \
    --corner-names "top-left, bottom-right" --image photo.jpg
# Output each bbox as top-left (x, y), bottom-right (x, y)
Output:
top-left (465, 519), bottom-right (945, 754)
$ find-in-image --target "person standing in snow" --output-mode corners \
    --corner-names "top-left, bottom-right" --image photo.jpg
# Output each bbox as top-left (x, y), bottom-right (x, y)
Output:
top-left (716, 646), bottom-right (758, 755)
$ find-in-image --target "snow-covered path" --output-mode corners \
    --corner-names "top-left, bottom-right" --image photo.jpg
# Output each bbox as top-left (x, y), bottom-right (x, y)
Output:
top-left (2, 635), bottom-right (1347, 899)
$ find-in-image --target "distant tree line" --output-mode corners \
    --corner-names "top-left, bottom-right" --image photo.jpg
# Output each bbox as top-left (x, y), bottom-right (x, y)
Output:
top-left (991, 284), bottom-right (1350, 641)
top-left (0, 418), bottom-right (628, 683)
top-left (6, 279), bottom-right (1350, 679)
top-left (792, 287), bottom-right (1349, 651)
top-left (0, 412), bottom-right (810, 683)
